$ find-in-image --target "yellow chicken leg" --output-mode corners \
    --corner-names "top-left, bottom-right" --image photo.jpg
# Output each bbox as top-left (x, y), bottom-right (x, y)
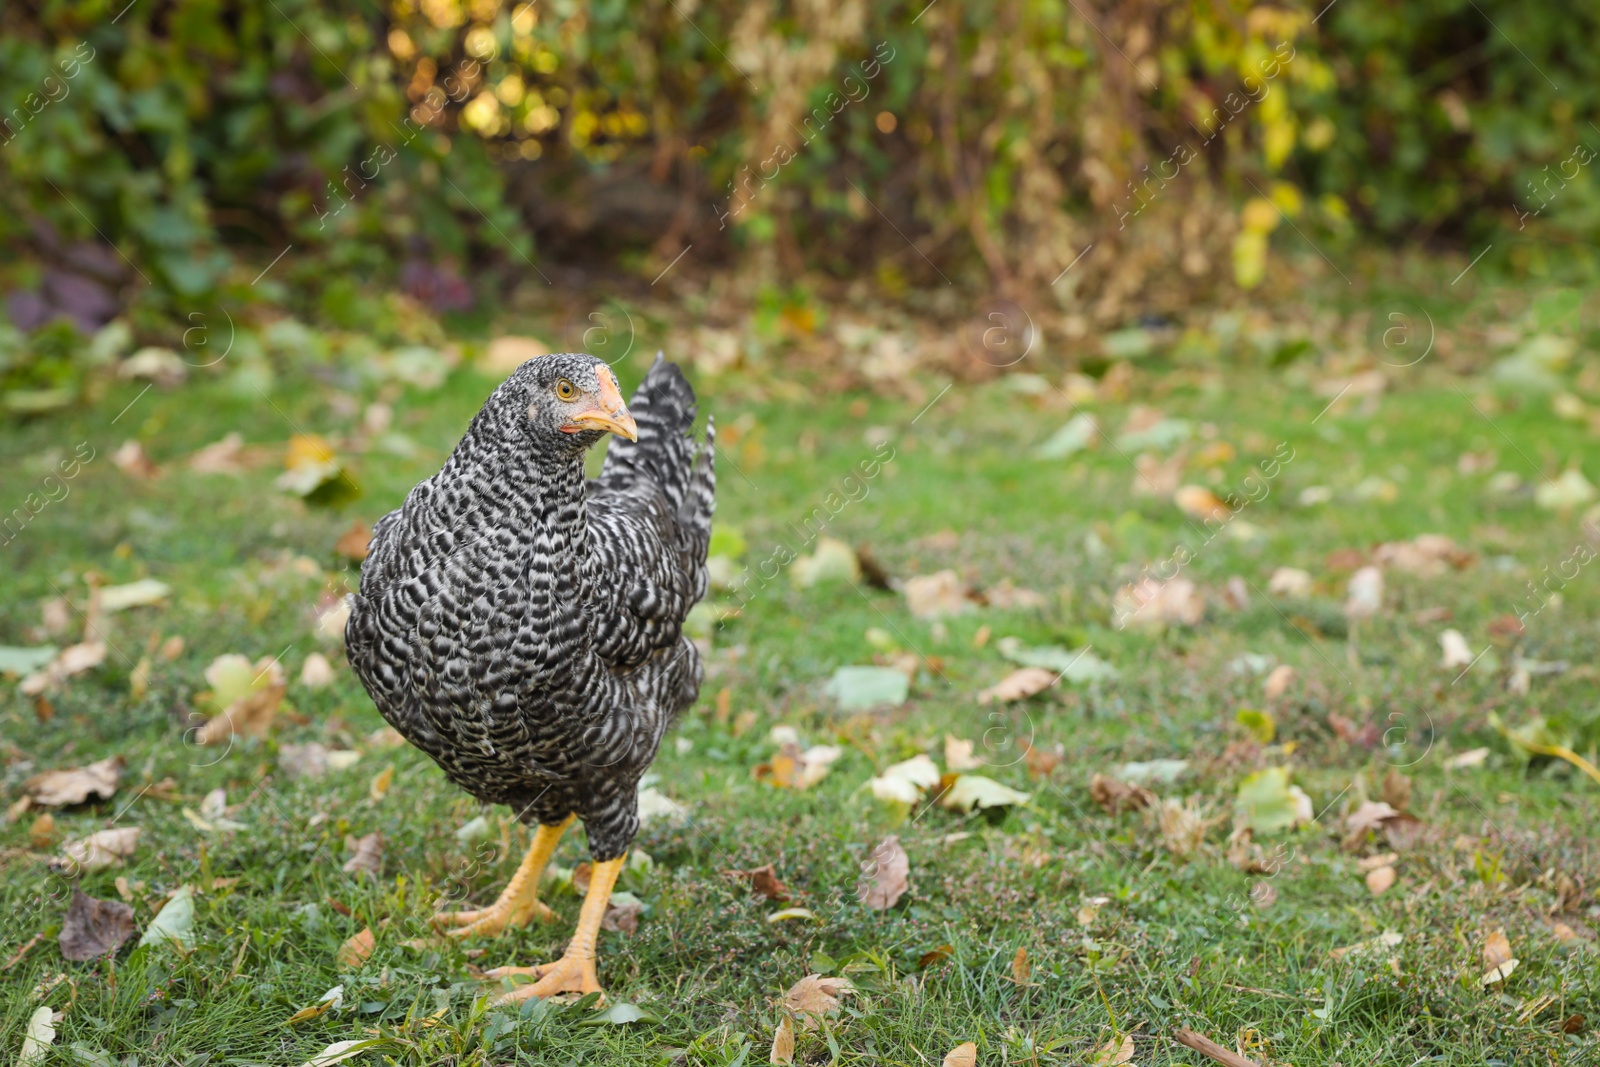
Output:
top-left (433, 815), bottom-right (573, 938)
top-left (485, 852), bottom-right (625, 1003)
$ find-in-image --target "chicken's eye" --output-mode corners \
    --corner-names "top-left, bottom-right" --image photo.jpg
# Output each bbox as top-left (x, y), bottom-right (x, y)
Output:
top-left (554, 379), bottom-right (579, 401)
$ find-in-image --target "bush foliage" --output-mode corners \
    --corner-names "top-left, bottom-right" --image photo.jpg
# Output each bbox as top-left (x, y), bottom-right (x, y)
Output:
top-left (2, 0), bottom-right (1597, 338)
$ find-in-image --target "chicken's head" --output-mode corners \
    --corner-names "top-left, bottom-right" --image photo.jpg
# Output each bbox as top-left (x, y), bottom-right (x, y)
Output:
top-left (512, 353), bottom-right (639, 452)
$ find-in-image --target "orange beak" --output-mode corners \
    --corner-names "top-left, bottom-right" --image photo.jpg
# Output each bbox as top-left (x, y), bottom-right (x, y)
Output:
top-left (562, 367), bottom-right (638, 441)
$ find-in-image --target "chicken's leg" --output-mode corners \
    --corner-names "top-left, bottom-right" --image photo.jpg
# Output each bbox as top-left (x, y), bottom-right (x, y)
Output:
top-left (434, 814), bottom-right (574, 938)
top-left (484, 852), bottom-right (624, 1003)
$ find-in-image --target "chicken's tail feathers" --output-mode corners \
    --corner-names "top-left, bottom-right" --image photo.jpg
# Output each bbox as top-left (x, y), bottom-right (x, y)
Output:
top-left (682, 415), bottom-right (716, 554)
top-left (600, 352), bottom-right (701, 510)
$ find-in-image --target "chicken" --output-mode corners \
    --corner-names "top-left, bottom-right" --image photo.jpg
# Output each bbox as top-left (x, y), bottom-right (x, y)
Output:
top-left (346, 352), bottom-right (713, 1001)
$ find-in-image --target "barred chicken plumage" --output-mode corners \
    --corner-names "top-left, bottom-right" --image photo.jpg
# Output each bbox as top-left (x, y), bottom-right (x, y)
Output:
top-left (346, 352), bottom-right (713, 1000)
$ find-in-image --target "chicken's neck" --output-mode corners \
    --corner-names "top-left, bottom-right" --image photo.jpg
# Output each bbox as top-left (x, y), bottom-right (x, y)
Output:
top-left (431, 440), bottom-right (590, 556)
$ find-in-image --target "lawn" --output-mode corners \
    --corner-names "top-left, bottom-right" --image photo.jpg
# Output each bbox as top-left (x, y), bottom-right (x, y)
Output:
top-left (2, 291), bottom-right (1598, 1066)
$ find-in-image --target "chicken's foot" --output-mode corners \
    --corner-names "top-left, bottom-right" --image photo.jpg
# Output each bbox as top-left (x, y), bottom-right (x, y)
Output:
top-left (485, 852), bottom-right (624, 1003)
top-left (434, 814), bottom-right (573, 938)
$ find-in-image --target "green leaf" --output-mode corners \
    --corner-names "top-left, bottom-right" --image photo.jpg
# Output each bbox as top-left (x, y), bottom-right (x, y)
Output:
top-left (579, 1002), bottom-right (658, 1026)
top-left (1234, 767), bottom-right (1311, 835)
top-left (1235, 708), bottom-right (1276, 744)
top-left (138, 886), bottom-right (196, 950)
top-left (0, 645), bottom-right (59, 675)
top-left (938, 775), bottom-right (1031, 812)
top-left (996, 638), bottom-right (1118, 684)
top-left (1034, 413), bottom-right (1098, 459)
top-left (823, 666), bottom-right (909, 710)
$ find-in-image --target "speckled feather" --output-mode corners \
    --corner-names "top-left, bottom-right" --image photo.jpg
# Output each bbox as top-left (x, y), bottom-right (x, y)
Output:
top-left (346, 353), bottom-right (714, 860)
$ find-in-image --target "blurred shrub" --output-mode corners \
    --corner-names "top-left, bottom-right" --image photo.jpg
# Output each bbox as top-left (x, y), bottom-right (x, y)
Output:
top-left (2, 0), bottom-right (1597, 356)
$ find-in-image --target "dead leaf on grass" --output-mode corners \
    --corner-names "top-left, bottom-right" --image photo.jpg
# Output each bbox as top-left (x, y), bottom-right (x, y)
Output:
top-left (23, 756), bottom-right (122, 807)
top-left (1263, 665), bottom-right (1296, 700)
top-left (1009, 947), bottom-right (1030, 985)
top-left (337, 928), bottom-right (375, 969)
top-left (942, 1041), bottom-right (977, 1067)
top-left (334, 520), bottom-right (372, 561)
top-left (369, 765), bottom-right (394, 801)
top-left (858, 836), bottom-right (909, 910)
top-left (54, 827), bottom-right (141, 874)
top-left (977, 667), bottom-right (1056, 704)
top-left (196, 654), bottom-right (287, 743)
top-left (1482, 928), bottom-right (1518, 986)
top-left (1366, 865), bottom-right (1397, 895)
top-left (20, 641), bottom-right (108, 696)
top-left (904, 570), bottom-right (978, 619)
top-left (59, 888), bottom-right (137, 961)
top-left (603, 899), bottom-right (643, 934)
top-left (1089, 773), bottom-right (1155, 814)
top-left (342, 832), bottom-right (382, 878)
top-left (1091, 1033), bottom-right (1135, 1066)
top-left (944, 735), bottom-right (984, 771)
top-left (1444, 748), bottom-right (1490, 770)
top-left (770, 1013), bottom-right (795, 1064)
top-left (725, 864), bottom-right (792, 902)
top-left (784, 974), bottom-right (853, 1031)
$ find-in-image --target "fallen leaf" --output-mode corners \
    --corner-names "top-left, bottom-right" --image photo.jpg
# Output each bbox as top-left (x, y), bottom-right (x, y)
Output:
top-left (287, 985), bottom-right (344, 1024)
top-left (197, 654), bottom-right (287, 743)
top-left (1117, 759), bottom-right (1189, 785)
top-left (300, 653), bottom-right (335, 688)
top-left (766, 907), bottom-right (819, 923)
top-left (1445, 747), bottom-right (1490, 770)
top-left (342, 833), bottom-right (382, 877)
top-left (19, 1005), bottom-right (55, 1065)
top-left (792, 537), bottom-right (859, 588)
top-left (1154, 795), bottom-right (1214, 857)
top-left (1373, 535), bottom-right (1474, 576)
top-left (904, 570), bottom-right (977, 619)
top-left (113, 439), bottom-right (159, 478)
top-left (1345, 800), bottom-right (1400, 837)
top-left (337, 928), bottom-right (375, 969)
top-left (939, 775), bottom-right (1030, 813)
top-left (770, 1013), bottom-right (796, 1064)
top-left (28, 812), bottom-right (56, 848)
top-left (1175, 485), bottom-right (1230, 523)
top-left (99, 579), bottom-right (171, 613)
top-left (1366, 865), bottom-right (1397, 894)
top-left (1482, 956), bottom-right (1519, 986)
top-left (858, 836), bottom-right (910, 910)
top-left (1268, 567), bottom-right (1313, 598)
top-left (977, 667), bottom-right (1056, 704)
top-left (1034, 412), bottom-right (1098, 458)
top-left (996, 638), bottom-right (1118, 683)
top-left (1345, 566), bottom-right (1384, 620)
top-left (0, 645), bottom-right (59, 676)
top-left (785, 974), bottom-right (854, 1031)
top-left (1113, 577), bottom-right (1204, 630)
top-left (1023, 742), bottom-right (1064, 778)
top-left (19, 641), bottom-right (108, 695)
top-left (55, 827), bottom-right (141, 874)
top-left (1483, 928), bottom-right (1514, 970)
top-left (1439, 629), bottom-right (1474, 669)
top-left (1234, 767), bottom-right (1312, 834)
top-left (369, 765), bottom-right (394, 801)
top-left (1263, 665), bottom-right (1296, 700)
top-left (1091, 1034), bottom-right (1135, 1066)
top-left (1089, 773), bottom-right (1155, 814)
top-left (1009, 946), bottom-right (1030, 985)
top-left (295, 1039), bottom-right (383, 1067)
top-left (944, 735), bottom-right (984, 771)
top-left (334, 520), bottom-right (372, 561)
top-left (725, 864), bottom-right (792, 902)
top-left (24, 756), bottom-right (122, 807)
top-left (277, 434), bottom-right (347, 499)
top-left (867, 754), bottom-right (942, 805)
top-left (637, 787), bottom-right (686, 824)
top-left (1235, 707), bottom-right (1276, 744)
top-left (602, 899), bottom-right (643, 934)
top-left (138, 886), bottom-right (196, 950)
top-left (823, 666), bottom-right (909, 710)
top-left (60, 889), bottom-right (137, 961)
top-left (942, 1041), bottom-right (977, 1067)
top-left (1331, 931), bottom-right (1403, 960)
top-left (279, 743), bottom-right (361, 780)
top-left (188, 432), bottom-right (247, 474)
top-left (1535, 468), bottom-right (1595, 511)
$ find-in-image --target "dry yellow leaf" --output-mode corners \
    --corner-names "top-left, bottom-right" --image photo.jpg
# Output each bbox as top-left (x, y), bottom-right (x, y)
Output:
top-left (784, 974), bottom-right (853, 1031)
top-left (769, 1014), bottom-right (795, 1065)
top-left (1091, 1033), bottom-right (1135, 1066)
top-left (1010, 947), bottom-right (1030, 985)
top-left (942, 1041), bottom-right (977, 1067)
top-left (369, 765), bottom-right (394, 801)
top-left (1365, 865), bottom-right (1397, 894)
top-left (336, 927), bottom-right (375, 969)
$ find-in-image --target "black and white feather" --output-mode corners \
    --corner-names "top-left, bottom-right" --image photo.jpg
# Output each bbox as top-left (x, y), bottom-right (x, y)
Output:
top-left (347, 353), bottom-right (714, 860)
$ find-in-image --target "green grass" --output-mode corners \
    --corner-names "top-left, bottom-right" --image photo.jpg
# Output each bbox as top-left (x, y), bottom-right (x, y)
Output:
top-left (2, 317), bottom-right (1598, 1066)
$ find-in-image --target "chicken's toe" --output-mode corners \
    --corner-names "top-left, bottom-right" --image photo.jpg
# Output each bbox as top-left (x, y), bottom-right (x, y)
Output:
top-left (485, 954), bottom-right (603, 1004)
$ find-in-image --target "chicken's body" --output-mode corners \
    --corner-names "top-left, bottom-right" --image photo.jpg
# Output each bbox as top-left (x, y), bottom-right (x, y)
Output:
top-left (346, 353), bottom-right (713, 999)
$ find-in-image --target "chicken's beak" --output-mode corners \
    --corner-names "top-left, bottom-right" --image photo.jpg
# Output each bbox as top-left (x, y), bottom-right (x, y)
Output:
top-left (562, 367), bottom-right (639, 441)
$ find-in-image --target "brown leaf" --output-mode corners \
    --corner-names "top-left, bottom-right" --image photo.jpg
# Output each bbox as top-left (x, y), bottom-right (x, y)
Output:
top-left (1023, 743), bottom-right (1063, 779)
top-left (725, 864), bottom-right (791, 902)
top-left (904, 570), bottom-right (978, 620)
top-left (197, 678), bottom-right (286, 744)
top-left (1263, 665), bottom-right (1296, 700)
top-left (113, 440), bottom-right (159, 479)
top-left (942, 1041), bottom-right (977, 1067)
top-left (1483, 928), bottom-right (1514, 970)
top-left (341, 833), bottom-right (382, 878)
top-left (784, 974), bottom-right (854, 1031)
top-left (188, 432), bottom-right (248, 474)
top-left (337, 927), bottom-right (375, 969)
top-left (858, 836), bottom-right (909, 910)
top-left (334, 520), bottom-right (372, 561)
top-left (1380, 768), bottom-right (1412, 811)
top-left (602, 900), bottom-right (643, 934)
top-left (1365, 865), bottom-right (1397, 895)
top-left (369, 765), bottom-right (394, 802)
top-left (59, 889), bottom-right (137, 961)
top-left (28, 813), bottom-right (56, 849)
top-left (53, 827), bottom-right (141, 874)
top-left (573, 861), bottom-right (592, 895)
top-left (770, 1013), bottom-right (795, 1064)
top-left (1174, 485), bottom-right (1230, 523)
top-left (918, 944), bottom-right (954, 968)
top-left (1172, 1028), bottom-right (1263, 1067)
top-left (1089, 773), bottom-right (1155, 814)
top-left (1009, 947), bottom-right (1030, 985)
top-left (977, 667), bottom-right (1056, 704)
top-left (1091, 1034), bottom-right (1135, 1066)
top-left (1383, 812), bottom-right (1428, 850)
top-left (23, 756), bottom-right (123, 807)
